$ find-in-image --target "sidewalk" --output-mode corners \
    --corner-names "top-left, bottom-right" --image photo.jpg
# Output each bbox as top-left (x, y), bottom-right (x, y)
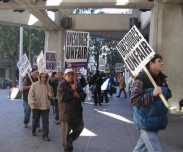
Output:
top-left (0, 89), bottom-right (183, 152)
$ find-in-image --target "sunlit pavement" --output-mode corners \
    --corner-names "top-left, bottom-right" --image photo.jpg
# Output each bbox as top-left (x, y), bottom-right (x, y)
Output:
top-left (0, 89), bottom-right (183, 152)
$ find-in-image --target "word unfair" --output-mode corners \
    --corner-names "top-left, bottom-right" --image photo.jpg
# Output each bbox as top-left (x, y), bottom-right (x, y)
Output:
top-left (66, 47), bottom-right (87, 59)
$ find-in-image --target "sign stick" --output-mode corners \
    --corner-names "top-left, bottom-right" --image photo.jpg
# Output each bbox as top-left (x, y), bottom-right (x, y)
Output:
top-left (74, 68), bottom-right (77, 83)
top-left (142, 66), bottom-right (169, 108)
top-left (27, 72), bottom-right (33, 84)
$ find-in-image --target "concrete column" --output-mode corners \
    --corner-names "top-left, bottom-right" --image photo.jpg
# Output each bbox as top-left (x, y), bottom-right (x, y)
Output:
top-left (149, 2), bottom-right (183, 108)
top-left (45, 30), bottom-right (65, 72)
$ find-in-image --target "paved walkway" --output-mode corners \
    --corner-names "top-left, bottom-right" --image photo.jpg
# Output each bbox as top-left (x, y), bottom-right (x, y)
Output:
top-left (0, 89), bottom-right (183, 152)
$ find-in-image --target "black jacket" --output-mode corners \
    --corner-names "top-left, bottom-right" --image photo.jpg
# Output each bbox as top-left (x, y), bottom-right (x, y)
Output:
top-left (91, 73), bottom-right (102, 90)
top-left (49, 78), bottom-right (59, 98)
top-left (57, 80), bottom-right (86, 122)
top-left (87, 75), bottom-right (93, 86)
top-left (23, 76), bottom-right (38, 101)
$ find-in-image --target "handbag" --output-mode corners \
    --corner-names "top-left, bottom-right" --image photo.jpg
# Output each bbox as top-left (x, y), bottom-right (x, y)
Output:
top-left (89, 84), bottom-right (98, 92)
top-left (89, 77), bottom-right (100, 92)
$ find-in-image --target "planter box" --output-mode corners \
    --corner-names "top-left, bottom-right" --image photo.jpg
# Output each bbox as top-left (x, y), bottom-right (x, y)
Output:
top-left (9, 88), bottom-right (22, 99)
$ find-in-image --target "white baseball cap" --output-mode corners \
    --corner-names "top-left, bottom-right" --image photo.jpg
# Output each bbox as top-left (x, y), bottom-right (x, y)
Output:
top-left (64, 68), bottom-right (74, 75)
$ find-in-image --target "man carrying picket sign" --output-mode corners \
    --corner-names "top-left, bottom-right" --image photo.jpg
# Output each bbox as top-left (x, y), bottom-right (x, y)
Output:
top-left (22, 69), bottom-right (41, 131)
top-left (130, 54), bottom-right (172, 152)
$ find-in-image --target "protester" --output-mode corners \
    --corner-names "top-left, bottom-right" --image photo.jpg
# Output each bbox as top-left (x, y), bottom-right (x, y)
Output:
top-left (28, 72), bottom-right (52, 141)
top-left (22, 69), bottom-right (41, 131)
top-left (108, 73), bottom-right (115, 97)
top-left (57, 68), bottom-right (86, 152)
top-left (117, 72), bottom-right (127, 98)
top-left (91, 70), bottom-right (102, 106)
top-left (49, 71), bottom-right (64, 124)
top-left (100, 73), bottom-right (110, 105)
top-left (130, 54), bottom-right (172, 152)
top-left (49, 72), bottom-right (57, 113)
top-left (79, 73), bottom-right (87, 88)
top-left (86, 72), bottom-right (93, 101)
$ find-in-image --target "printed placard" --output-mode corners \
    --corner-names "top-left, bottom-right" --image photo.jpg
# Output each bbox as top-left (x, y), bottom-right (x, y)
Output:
top-left (116, 25), bottom-right (155, 75)
top-left (45, 51), bottom-right (58, 72)
top-left (17, 54), bottom-right (31, 77)
top-left (64, 30), bottom-right (90, 68)
top-left (115, 63), bottom-right (123, 72)
top-left (36, 51), bottom-right (46, 73)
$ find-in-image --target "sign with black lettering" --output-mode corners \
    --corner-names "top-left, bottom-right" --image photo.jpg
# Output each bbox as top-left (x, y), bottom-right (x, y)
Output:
top-left (32, 55), bottom-right (38, 69)
top-left (116, 25), bottom-right (155, 75)
top-left (115, 63), bottom-right (123, 72)
top-left (99, 65), bottom-right (105, 71)
top-left (104, 64), bottom-right (110, 73)
top-left (64, 30), bottom-right (90, 68)
top-left (99, 59), bottom-right (105, 65)
top-left (46, 51), bottom-right (58, 72)
top-left (36, 51), bottom-right (46, 73)
top-left (17, 54), bottom-right (31, 77)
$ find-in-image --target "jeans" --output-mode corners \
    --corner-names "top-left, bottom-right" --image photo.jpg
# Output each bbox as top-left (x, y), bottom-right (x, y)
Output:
top-left (61, 120), bottom-right (84, 152)
top-left (23, 100), bottom-right (40, 127)
top-left (53, 99), bottom-right (59, 120)
top-left (23, 100), bottom-right (31, 124)
top-left (32, 109), bottom-right (49, 135)
top-left (133, 130), bottom-right (162, 152)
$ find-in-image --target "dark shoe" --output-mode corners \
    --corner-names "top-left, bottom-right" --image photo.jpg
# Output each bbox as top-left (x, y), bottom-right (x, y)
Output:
top-left (32, 131), bottom-right (36, 136)
top-left (64, 149), bottom-right (72, 152)
top-left (43, 135), bottom-right (50, 141)
top-left (116, 96), bottom-right (120, 98)
top-left (123, 96), bottom-right (127, 98)
top-left (98, 102), bottom-right (102, 106)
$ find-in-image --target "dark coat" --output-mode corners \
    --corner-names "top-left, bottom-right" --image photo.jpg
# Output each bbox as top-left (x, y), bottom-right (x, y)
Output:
top-left (57, 80), bottom-right (86, 122)
top-left (49, 78), bottom-right (58, 98)
top-left (91, 73), bottom-right (102, 91)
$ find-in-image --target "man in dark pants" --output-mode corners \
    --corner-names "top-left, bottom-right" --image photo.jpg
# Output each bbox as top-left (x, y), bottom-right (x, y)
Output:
top-left (49, 71), bottom-right (64, 124)
top-left (91, 70), bottom-right (102, 106)
top-left (28, 72), bottom-right (52, 141)
top-left (22, 69), bottom-right (40, 131)
top-left (57, 69), bottom-right (86, 152)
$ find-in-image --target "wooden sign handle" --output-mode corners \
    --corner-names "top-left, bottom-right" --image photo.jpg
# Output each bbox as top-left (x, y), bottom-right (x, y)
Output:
top-left (142, 66), bottom-right (169, 108)
top-left (74, 68), bottom-right (77, 83)
top-left (27, 72), bottom-right (33, 84)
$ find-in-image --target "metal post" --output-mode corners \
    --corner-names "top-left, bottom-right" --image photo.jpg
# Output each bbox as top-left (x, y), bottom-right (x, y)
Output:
top-left (19, 27), bottom-right (23, 91)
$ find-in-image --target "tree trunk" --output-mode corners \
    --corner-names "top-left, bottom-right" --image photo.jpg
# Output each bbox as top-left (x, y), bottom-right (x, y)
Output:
top-left (11, 59), bottom-right (17, 87)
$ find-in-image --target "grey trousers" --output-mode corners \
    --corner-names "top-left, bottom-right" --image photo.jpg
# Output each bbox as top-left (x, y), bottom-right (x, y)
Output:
top-left (61, 120), bottom-right (84, 152)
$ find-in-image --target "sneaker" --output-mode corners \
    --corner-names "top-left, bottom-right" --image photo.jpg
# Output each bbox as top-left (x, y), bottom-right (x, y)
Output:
top-left (36, 127), bottom-right (41, 132)
top-left (43, 135), bottom-right (50, 141)
top-left (55, 120), bottom-right (60, 124)
top-left (116, 96), bottom-right (120, 98)
top-left (106, 102), bottom-right (110, 105)
top-left (24, 124), bottom-right (28, 128)
top-left (32, 131), bottom-right (36, 136)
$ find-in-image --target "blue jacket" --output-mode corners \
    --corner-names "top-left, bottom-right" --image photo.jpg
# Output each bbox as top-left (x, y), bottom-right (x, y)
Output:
top-left (133, 87), bottom-right (168, 131)
top-left (131, 70), bottom-right (171, 131)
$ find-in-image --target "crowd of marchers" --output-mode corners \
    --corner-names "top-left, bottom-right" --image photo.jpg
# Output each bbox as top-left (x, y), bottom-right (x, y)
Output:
top-left (21, 53), bottom-right (178, 152)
